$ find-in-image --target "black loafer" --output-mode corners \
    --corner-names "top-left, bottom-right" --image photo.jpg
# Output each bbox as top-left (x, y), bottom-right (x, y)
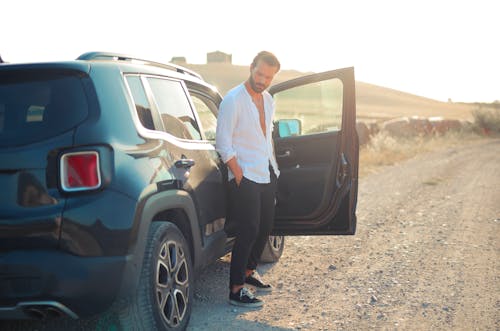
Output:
top-left (229, 287), bottom-right (263, 308)
top-left (245, 271), bottom-right (272, 292)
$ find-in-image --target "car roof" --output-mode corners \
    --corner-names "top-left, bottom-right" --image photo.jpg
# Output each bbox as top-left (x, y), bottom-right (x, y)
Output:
top-left (78, 52), bottom-right (202, 79)
top-left (0, 52), bottom-right (219, 94)
top-left (0, 61), bottom-right (91, 73)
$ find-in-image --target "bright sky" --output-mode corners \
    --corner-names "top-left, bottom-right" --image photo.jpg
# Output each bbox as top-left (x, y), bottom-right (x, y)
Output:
top-left (2, 0), bottom-right (498, 103)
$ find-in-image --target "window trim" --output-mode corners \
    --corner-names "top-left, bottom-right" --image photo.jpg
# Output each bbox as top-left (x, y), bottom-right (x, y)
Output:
top-left (123, 73), bottom-right (220, 149)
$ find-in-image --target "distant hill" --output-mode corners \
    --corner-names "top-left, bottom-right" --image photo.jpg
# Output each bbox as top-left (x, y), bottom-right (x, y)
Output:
top-left (184, 63), bottom-right (478, 122)
top-left (184, 63), bottom-right (307, 94)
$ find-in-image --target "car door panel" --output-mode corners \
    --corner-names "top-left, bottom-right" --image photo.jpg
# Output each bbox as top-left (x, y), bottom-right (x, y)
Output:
top-left (270, 67), bottom-right (358, 235)
top-left (275, 132), bottom-right (340, 218)
top-left (140, 76), bottom-right (227, 234)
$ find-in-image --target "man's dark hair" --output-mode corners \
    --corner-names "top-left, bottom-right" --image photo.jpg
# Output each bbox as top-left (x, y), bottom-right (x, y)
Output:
top-left (251, 51), bottom-right (280, 72)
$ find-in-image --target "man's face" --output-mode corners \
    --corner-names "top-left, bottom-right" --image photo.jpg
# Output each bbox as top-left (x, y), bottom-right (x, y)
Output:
top-left (249, 60), bottom-right (279, 93)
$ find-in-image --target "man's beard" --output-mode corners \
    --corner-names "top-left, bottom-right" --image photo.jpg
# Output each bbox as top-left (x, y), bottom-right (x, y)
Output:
top-left (249, 75), bottom-right (266, 93)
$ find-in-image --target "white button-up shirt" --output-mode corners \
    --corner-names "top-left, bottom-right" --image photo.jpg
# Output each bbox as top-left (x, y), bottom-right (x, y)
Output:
top-left (216, 84), bottom-right (280, 183)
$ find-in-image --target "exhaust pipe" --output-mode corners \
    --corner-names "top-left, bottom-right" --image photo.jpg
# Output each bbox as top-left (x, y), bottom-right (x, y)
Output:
top-left (0, 301), bottom-right (78, 320)
top-left (19, 301), bottom-right (78, 320)
top-left (23, 305), bottom-right (66, 320)
top-left (46, 306), bottom-right (65, 318)
top-left (24, 307), bottom-right (47, 320)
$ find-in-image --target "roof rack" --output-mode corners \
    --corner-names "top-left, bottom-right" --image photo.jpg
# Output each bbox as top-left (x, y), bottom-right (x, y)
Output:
top-left (77, 52), bottom-right (202, 79)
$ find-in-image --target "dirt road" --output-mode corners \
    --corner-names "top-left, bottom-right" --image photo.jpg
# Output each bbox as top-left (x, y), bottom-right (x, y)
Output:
top-left (188, 138), bottom-right (500, 331)
top-left (2, 138), bottom-right (498, 330)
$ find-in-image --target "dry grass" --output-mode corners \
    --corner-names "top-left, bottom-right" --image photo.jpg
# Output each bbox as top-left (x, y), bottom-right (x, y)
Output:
top-left (360, 105), bottom-right (500, 177)
top-left (359, 130), bottom-right (484, 177)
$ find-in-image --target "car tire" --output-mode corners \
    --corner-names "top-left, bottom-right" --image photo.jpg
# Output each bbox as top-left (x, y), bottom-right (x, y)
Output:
top-left (259, 235), bottom-right (285, 263)
top-left (118, 221), bottom-right (193, 330)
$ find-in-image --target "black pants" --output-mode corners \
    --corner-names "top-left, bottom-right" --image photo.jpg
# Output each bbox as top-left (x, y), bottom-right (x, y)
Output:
top-left (228, 171), bottom-right (277, 288)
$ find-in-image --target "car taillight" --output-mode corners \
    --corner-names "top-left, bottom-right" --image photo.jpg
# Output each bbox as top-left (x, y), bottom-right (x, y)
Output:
top-left (60, 151), bottom-right (101, 192)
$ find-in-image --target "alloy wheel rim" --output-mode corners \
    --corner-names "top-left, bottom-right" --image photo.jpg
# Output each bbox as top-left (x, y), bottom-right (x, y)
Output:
top-left (156, 240), bottom-right (189, 327)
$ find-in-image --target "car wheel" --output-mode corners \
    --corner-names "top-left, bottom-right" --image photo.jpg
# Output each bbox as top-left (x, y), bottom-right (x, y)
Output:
top-left (119, 222), bottom-right (193, 330)
top-left (259, 235), bottom-right (285, 263)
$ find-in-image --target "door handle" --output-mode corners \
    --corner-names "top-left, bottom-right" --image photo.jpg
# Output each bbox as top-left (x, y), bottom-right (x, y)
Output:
top-left (175, 159), bottom-right (195, 169)
top-left (276, 150), bottom-right (291, 158)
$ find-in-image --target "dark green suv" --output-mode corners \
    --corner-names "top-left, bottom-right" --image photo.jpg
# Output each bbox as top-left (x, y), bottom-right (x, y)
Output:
top-left (0, 52), bottom-right (358, 330)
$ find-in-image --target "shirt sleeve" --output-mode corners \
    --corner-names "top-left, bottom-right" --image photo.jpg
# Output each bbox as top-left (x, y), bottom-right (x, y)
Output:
top-left (215, 95), bottom-right (237, 163)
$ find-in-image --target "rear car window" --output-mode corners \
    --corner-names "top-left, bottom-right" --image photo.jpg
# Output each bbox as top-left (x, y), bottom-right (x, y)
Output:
top-left (0, 70), bottom-right (89, 147)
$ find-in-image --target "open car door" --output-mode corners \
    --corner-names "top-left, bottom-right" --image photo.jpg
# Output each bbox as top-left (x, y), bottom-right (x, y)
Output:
top-left (269, 67), bottom-right (358, 235)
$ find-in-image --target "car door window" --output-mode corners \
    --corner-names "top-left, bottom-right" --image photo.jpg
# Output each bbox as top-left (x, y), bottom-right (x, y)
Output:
top-left (125, 76), bottom-right (155, 130)
top-left (274, 78), bottom-right (343, 136)
top-left (189, 93), bottom-right (218, 141)
top-left (147, 77), bottom-right (202, 140)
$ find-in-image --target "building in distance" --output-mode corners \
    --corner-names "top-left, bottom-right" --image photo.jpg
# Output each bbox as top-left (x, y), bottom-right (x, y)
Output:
top-left (207, 51), bottom-right (232, 64)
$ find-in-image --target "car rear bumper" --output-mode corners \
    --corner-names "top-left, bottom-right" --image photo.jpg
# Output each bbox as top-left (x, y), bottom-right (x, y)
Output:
top-left (0, 249), bottom-right (127, 319)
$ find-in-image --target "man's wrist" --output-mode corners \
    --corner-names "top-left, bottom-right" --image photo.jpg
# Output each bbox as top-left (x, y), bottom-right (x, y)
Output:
top-left (226, 157), bottom-right (242, 179)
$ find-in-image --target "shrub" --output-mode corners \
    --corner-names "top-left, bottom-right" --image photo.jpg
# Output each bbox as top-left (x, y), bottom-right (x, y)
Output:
top-left (472, 107), bottom-right (500, 134)
top-left (359, 131), bottom-right (427, 175)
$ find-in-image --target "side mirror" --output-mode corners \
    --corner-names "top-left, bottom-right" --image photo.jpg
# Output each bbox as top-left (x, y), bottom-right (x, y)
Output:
top-left (276, 119), bottom-right (302, 138)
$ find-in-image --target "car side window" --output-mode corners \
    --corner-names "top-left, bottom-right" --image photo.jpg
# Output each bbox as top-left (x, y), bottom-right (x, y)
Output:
top-left (189, 93), bottom-right (218, 141)
top-left (125, 76), bottom-right (155, 130)
top-left (147, 78), bottom-right (202, 140)
top-left (274, 78), bottom-right (343, 136)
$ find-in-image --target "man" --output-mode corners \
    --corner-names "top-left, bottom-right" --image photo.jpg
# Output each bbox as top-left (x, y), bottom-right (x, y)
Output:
top-left (216, 51), bottom-right (280, 308)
